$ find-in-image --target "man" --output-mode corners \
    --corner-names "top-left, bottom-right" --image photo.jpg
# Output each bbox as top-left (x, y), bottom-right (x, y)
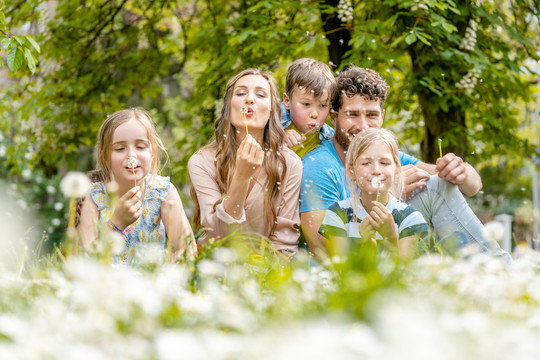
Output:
top-left (300, 65), bottom-right (509, 262)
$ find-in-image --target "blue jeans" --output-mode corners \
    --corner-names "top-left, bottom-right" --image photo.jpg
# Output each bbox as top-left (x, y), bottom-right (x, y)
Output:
top-left (407, 175), bottom-right (512, 262)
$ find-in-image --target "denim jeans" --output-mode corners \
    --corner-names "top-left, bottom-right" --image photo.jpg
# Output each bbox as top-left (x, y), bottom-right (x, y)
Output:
top-left (407, 175), bottom-right (511, 262)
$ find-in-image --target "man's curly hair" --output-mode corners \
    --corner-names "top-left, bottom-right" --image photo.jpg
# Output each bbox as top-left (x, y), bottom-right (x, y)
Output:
top-left (332, 65), bottom-right (389, 112)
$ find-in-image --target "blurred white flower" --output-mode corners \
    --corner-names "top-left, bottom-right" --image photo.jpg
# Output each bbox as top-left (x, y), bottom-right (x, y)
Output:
top-left (51, 218), bottom-right (61, 227)
top-left (21, 169), bottom-right (32, 180)
top-left (53, 202), bottom-right (64, 211)
top-left (197, 259), bottom-right (223, 277)
top-left (60, 171), bottom-right (91, 198)
top-left (46, 185), bottom-right (56, 194)
top-left (483, 221), bottom-right (505, 244)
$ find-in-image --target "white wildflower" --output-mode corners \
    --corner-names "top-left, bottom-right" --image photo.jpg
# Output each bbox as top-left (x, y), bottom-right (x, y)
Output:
top-left (456, 68), bottom-right (481, 95)
top-left (46, 185), bottom-right (56, 194)
top-left (60, 171), bottom-right (91, 198)
top-left (459, 19), bottom-right (477, 51)
top-left (337, 0), bottom-right (354, 23)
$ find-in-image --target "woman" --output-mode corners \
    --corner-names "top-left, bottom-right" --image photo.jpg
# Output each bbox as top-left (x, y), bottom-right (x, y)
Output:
top-left (188, 69), bottom-right (302, 255)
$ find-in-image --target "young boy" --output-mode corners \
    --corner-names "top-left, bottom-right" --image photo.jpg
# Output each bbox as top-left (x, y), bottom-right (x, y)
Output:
top-left (281, 58), bottom-right (337, 158)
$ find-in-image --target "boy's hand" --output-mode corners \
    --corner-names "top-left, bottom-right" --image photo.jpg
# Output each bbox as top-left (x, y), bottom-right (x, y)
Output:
top-left (283, 129), bottom-right (306, 148)
top-left (111, 186), bottom-right (143, 230)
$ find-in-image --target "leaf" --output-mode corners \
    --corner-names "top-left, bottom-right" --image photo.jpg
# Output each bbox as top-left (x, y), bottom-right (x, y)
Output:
top-left (0, 11), bottom-right (5, 30)
top-left (304, 36), bottom-right (317, 51)
top-left (7, 47), bottom-right (24, 73)
top-left (1, 37), bottom-right (15, 50)
top-left (14, 35), bottom-right (25, 46)
top-left (440, 50), bottom-right (453, 60)
top-left (25, 35), bottom-right (40, 53)
top-left (405, 33), bottom-right (416, 45)
top-left (416, 32), bottom-right (432, 46)
top-left (24, 48), bottom-right (36, 74)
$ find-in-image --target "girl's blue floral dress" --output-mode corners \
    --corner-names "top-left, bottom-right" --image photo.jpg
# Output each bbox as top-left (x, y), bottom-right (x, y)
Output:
top-left (90, 174), bottom-right (170, 264)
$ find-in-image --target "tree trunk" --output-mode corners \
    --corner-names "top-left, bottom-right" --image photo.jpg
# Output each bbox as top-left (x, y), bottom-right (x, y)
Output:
top-left (321, 0), bottom-right (351, 68)
top-left (409, 48), bottom-right (469, 163)
top-left (417, 92), bottom-right (468, 163)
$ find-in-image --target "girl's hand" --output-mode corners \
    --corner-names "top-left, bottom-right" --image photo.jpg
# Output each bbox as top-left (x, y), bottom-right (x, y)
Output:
top-left (111, 186), bottom-right (143, 230)
top-left (234, 134), bottom-right (264, 180)
top-left (283, 129), bottom-right (306, 148)
top-left (358, 218), bottom-right (377, 246)
top-left (366, 201), bottom-right (398, 244)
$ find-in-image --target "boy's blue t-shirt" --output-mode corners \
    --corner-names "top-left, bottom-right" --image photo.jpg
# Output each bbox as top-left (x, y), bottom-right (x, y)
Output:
top-left (300, 139), bottom-right (420, 213)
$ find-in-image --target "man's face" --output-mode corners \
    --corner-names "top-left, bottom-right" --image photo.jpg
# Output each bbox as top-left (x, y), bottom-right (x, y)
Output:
top-left (331, 94), bottom-right (384, 150)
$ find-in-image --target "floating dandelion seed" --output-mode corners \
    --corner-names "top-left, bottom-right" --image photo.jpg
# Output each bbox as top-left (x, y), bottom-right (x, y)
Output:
top-left (438, 138), bottom-right (443, 159)
top-left (371, 176), bottom-right (383, 202)
top-left (127, 156), bottom-right (138, 187)
top-left (241, 107), bottom-right (249, 136)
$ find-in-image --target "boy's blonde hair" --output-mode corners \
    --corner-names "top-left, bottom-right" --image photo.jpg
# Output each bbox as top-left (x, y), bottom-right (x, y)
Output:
top-left (91, 108), bottom-right (167, 183)
top-left (284, 58), bottom-right (337, 101)
top-left (345, 128), bottom-right (404, 215)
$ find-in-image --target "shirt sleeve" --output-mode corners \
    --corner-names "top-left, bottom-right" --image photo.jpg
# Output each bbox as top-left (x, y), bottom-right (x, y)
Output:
top-left (300, 153), bottom-right (345, 213)
top-left (319, 206), bottom-right (348, 239)
top-left (397, 210), bottom-right (429, 239)
top-left (280, 102), bottom-right (292, 129)
top-left (269, 150), bottom-right (302, 249)
top-left (188, 150), bottom-right (246, 239)
top-left (399, 151), bottom-right (420, 166)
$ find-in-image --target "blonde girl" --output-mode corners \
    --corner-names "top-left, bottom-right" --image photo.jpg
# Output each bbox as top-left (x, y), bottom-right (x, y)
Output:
top-left (319, 128), bottom-right (428, 259)
top-left (79, 109), bottom-right (196, 263)
top-left (188, 69), bottom-right (302, 255)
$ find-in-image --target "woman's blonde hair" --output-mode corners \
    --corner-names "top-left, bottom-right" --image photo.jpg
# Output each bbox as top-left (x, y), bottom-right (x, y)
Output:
top-left (90, 108), bottom-right (167, 182)
top-left (345, 128), bottom-right (403, 217)
top-left (191, 69), bottom-right (286, 237)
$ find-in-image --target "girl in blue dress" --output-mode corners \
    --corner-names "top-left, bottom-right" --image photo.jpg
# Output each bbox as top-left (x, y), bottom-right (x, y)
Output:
top-left (79, 109), bottom-right (196, 264)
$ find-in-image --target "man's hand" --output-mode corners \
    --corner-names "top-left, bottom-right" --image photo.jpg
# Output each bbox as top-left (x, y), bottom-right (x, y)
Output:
top-left (402, 164), bottom-right (431, 199)
top-left (436, 153), bottom-right (468, 185)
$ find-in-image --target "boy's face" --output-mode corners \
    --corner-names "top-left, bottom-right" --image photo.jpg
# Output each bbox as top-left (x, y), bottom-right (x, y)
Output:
top-left (283, 86), bottom-right (330, 134)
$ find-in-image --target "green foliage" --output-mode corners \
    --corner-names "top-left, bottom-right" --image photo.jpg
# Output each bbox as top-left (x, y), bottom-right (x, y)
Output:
top-left (0, 0), bottom-right (538, 240)
top-left (0, 3), bottom-right (40, 73)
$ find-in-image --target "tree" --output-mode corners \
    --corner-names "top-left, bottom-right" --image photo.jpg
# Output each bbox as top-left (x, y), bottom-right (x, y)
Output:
top-left (322, 0), bottom-right (539, 163)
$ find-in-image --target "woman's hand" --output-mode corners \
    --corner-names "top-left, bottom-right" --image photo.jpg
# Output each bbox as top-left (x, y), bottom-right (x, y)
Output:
top-left (234, 134), bottom-right (264, 180)
top-left (111, 186), bottom-right (142, 230)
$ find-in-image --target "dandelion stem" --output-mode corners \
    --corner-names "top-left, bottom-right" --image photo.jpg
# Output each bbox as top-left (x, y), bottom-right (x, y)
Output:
top-left (438, 138), bottom-right (443, 159)
top-left (68, 196), bottom-right (77, 255)
top-left (243, 112), bottom-right (249, 136)
top-left (301, 125), bottom-right (319, 137)
top-left (376, 187), bottom-right (380, 202)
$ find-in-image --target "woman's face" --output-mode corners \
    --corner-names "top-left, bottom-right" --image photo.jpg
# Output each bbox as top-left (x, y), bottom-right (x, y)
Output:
top-left (230, 74), bottom-right (273, 134)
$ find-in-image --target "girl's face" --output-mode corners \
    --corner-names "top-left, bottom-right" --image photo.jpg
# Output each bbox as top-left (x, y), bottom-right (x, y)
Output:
top-left (348, 142), bottom-right (397, 196)
top-left (230, 74), bottom-right (273, 133)
top-left (110, 118), bottom-right (153, 188)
